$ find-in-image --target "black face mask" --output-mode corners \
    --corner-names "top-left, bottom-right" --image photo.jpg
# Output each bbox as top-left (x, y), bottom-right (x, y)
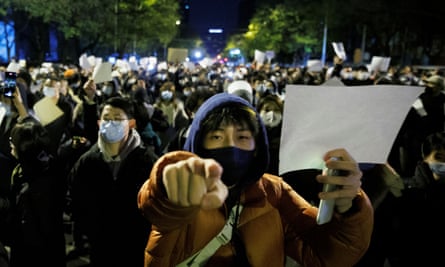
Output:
top-left (200, 147), bottom-right (255, 187)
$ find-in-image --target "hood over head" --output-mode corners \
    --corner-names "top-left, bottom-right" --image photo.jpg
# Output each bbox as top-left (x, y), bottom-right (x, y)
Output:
top-left (183, 93), bottom-right (270, 187)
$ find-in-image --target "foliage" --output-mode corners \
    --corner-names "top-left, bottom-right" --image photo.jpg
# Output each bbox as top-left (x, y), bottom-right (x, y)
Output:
top-left (226, 0), bottom-right (445, 65)
top-left (9, 0), bottom-right (180, 58)
top-left (229, 3), bottom-right (321, 63)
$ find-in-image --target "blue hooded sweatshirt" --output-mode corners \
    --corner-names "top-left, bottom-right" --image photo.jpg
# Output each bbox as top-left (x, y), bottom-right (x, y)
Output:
top-left (183, 92), bottom-right (270, 188)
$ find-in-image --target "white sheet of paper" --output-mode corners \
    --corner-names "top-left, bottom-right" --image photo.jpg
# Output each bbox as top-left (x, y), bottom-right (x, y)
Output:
top-left (265, 50), bottom-right (275, 62)
top-left (369, 56), bottom-right (391, 72)
top-left (79, 54), bottom-right (92, 70)
top-left (87, 56), bottom-right (97, 67)
top-left (279, 84), bottom-right (424, 175)
top-left (33, 97), bottom-right (64, 126)
top-left (6, 62), bottom-right (20, 73)
top-left (255, 49), bottom-right (266, 64)
top-left (331, 42), bottom-right (347, 60)
top-left (92, 62), bottom-right (112, 84)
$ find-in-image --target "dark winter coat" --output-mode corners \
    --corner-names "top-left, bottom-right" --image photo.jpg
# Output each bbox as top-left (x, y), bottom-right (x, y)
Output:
top-left (69, 136), bottom-right (158, 267)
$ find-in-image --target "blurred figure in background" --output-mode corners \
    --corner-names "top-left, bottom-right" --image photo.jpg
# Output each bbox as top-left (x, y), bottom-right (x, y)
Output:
top-left (397, 131), bottom-right (445, 266)
top-left (256, 94), bottom-right (284, 175)
top-left (7, 117), bottom-right (66, 267)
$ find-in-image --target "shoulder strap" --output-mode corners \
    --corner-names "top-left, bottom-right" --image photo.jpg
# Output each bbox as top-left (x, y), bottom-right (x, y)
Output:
top-left (176, 204), bottom-right (243, 267)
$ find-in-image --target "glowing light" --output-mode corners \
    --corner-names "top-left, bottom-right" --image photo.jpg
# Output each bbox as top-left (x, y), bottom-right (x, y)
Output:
top-left (108, 56), bottom-right (116, 64)
top-left (208, 28), bottom-right (223, 34)
top-left (230, 49), bottom-right (241, 56)
top-left (194, 51), bottom-right (202, 59)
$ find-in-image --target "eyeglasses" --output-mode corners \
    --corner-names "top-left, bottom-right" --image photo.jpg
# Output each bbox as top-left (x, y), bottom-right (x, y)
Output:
top-left (101, 117), bottom-right (128, 121)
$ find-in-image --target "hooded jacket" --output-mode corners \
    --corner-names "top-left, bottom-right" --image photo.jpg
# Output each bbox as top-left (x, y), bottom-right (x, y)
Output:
top-left (138, 93), bottom-right (373, 267)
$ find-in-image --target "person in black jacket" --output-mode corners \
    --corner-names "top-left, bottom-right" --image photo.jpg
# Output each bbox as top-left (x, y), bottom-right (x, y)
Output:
top-left (7, 117), bottom-right (66, 267)
top-left (397, 131), bottom-right (445, 266)
top-left (68, 96), bottom-right (158, 267)
top-left (0, 82), bottom-right (29, 246)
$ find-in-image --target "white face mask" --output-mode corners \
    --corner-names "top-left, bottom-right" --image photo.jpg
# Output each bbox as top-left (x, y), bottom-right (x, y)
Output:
top-left (161, 90), bottom-right (173, 101)
top-left (356, 72), bottom-right (370, 81)
top-left (43, 86), bottom-right (57, 97)
top-left (429, 162), bottom-right (445, 178)
top-left (102, 86), bottom-right (114, 96)
top-left (99, 120), bottom-right (128, 143)
top-left (183, 90), bottom-right (192, 97)
top-left (260, 110), bottom-right (282, 128)
top-left (341, 71), bottom-right (354, 80)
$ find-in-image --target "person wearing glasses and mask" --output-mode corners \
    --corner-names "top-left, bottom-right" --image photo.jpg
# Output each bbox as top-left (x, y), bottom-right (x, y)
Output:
top-left (68, 96), bottom-right (158, 267)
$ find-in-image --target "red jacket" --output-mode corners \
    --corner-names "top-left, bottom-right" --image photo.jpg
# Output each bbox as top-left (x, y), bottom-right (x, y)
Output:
top-left (138, 151), bottom-right (374, 267)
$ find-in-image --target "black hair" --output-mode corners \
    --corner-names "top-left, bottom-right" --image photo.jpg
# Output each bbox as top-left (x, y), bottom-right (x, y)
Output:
top-left (10, 118), bottom-right (52, 171)
top-left (256, 94), bottom-right (284, 113)
top-left (185, 89), bottom-right (216, 116)
top-left (100, 96), bottom-right (135, 119)
top-left (421, 132), bottom-right (445, 158)
top-left (198, 102), bottom-right (259, 153)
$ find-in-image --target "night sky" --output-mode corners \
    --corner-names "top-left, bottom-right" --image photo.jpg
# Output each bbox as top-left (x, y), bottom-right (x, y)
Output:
top-left (186, 0), bottom-right (255, 56)
top-left (188, 0), bottom-right (253, 36)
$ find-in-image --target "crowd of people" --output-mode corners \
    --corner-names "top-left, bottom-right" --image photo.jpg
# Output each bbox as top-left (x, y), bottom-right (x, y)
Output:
top-left (0, 57), bottom-right (444, 267)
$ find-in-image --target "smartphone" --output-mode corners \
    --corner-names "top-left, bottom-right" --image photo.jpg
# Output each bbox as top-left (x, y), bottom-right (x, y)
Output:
top-left (316, 157), bottom-right (347, 225)
top-left (1, 71), bottom-right (17, 98)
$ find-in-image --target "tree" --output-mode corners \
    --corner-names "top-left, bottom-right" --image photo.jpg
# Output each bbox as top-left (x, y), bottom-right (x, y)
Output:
top-left (8, 0), bottom-right (180, 61)
top-left (228, 0), bottom-right (445, 66)
top-left (227, 3), bottom-right (320, 64)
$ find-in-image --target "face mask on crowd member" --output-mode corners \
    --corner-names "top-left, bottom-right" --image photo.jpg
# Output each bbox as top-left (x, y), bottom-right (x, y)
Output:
top-left (100, 120), bottom-right (128, 143)
top-left (102, 85), bottom-right (114, 96)
top-left (161, 90), bottom-right (173, 101)
top-left (98, 97), bottom-right (136, 146)
top-left (41, 78), bottom-right (60, 101)
top-left (260, 110), bottom-right (282, 128)
top-left (43, 86), bottom-right (56, 97)
top-left (184, 94), bottom-right (268, 189)
top-left (356, 71), bottom-right (370, 81)
top-left (256, 94), bottom-right (284, 128)
top-left (428, 161), bottom-right (445, 179)
top-left (425, 149), bottom-right (445, 183)
top-left (422, 132), bottom-right (445, 182)
top-left (255, 83), bottom-right (268, 95)
top-left (159, 81), bottom-right (176, 102)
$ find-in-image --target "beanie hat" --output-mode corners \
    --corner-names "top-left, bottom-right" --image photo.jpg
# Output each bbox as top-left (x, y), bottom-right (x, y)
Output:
top-left (227, 80), bottom-right (253, 104)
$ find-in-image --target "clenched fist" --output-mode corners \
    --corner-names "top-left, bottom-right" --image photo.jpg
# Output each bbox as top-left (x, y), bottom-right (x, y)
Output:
top-left (162, 157), bottom-right (228, 210)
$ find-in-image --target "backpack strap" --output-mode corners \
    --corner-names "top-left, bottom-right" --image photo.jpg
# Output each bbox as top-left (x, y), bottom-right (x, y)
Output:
top-left (176, 204), bottom-right (243, 267)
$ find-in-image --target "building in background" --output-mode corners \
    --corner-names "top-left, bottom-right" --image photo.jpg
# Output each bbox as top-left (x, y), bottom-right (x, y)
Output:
top-left (0, 20), bottom-right (16, 62)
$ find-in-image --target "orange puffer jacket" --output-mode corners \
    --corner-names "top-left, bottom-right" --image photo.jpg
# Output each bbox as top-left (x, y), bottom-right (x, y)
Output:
top-left (138, 151), bottom-right (374, 267)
